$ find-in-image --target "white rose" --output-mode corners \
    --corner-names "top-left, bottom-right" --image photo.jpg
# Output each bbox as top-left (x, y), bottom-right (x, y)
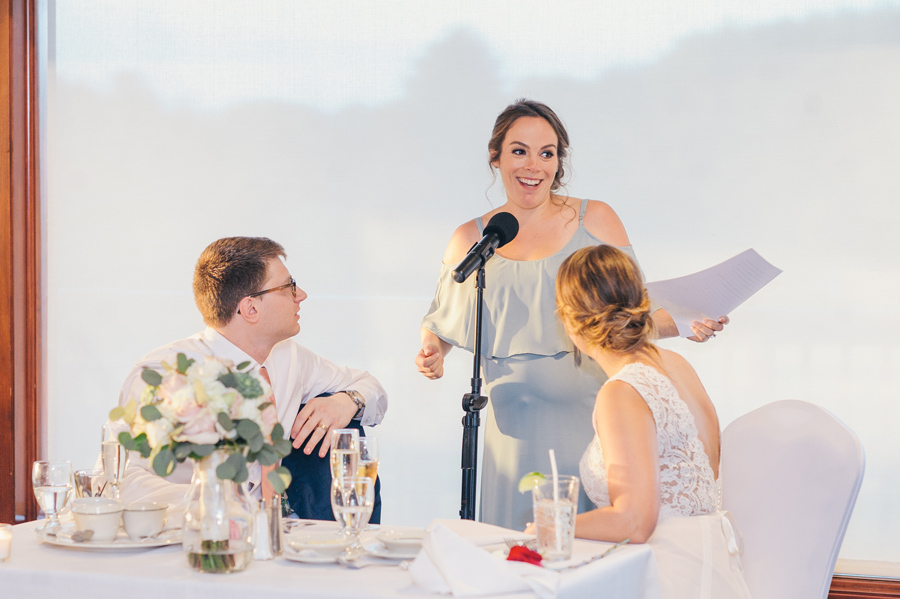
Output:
top-left (144, 418), bottom-right (175, 449)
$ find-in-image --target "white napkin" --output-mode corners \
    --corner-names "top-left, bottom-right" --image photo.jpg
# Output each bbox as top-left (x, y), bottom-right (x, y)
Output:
top-left (409, 523), bottom-right (559, 598)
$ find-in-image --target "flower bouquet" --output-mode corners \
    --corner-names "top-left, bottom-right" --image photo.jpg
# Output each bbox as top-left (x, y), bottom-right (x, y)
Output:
top-left (109, 352), bottom-right (293, 572)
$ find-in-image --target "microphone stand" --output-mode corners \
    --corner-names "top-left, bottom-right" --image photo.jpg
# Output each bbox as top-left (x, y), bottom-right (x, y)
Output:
top-left (460, 265), bottom-right (488, 520)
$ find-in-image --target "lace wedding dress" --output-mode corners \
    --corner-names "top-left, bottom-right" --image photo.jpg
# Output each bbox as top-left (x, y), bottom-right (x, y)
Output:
top-left (579, 362), bottom-right (752, 599)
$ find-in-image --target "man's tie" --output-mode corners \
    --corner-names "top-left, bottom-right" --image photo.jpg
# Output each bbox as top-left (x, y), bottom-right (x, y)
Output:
top-left (258, 366), bottom-right (277, 499)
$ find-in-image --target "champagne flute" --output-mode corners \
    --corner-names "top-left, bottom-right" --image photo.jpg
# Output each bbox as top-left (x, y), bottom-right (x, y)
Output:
top-left (330, 476), bottom-right (374, 546)
top-left (32, 460), bottom-right (74, 533)
top-left (101, 441), bottom-right (129, 501)
top-left (102, 422), bottom-right (130, 500)
top-left (357, 437), bottom-right (379, 482)
top-left (329, 428), bottom-right (359, 484)
top-left (357, 437), bottom-right (380, 530)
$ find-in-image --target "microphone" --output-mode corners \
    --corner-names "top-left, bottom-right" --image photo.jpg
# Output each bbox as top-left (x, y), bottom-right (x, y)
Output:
top-left (452, 212), bottom-right (519, 284)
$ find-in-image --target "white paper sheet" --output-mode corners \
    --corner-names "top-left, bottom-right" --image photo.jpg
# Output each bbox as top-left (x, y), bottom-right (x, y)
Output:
top-left (644, 249), bottom-right (782, 338)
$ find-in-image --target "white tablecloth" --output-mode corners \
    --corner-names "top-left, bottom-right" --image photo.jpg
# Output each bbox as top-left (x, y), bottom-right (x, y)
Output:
top-left (0, 520), bottom-right (661, 599)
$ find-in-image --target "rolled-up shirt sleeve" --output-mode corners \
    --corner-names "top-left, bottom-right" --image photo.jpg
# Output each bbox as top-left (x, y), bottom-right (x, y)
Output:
top-left (266, 339), bottom-right (388, 428)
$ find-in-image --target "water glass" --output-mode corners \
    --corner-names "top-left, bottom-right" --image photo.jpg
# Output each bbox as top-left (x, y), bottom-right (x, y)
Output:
top-left (532, 474), bottom-right (580, 561)
top-left (32, 460), bottom-right (74, 533)
top-left (330, 476), bottom-right (374, 543)
top-left (329, 428), bottom-right (359, 484)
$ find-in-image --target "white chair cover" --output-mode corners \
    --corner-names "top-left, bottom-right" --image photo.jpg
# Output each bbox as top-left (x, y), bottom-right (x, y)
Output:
top-left (721, 400), bottom-right (864, 599)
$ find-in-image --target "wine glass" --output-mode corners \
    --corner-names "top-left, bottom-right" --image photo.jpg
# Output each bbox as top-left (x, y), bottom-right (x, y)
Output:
top-left (330, 476), bottom-right (374, 546)
top-left (329, 428), bottom-right (359, 484)
top-left (32, 460), bottom-right (74, 533)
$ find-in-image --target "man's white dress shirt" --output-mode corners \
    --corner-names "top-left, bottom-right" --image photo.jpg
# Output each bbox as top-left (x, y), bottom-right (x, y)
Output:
top-left (111, 327), bottom-right (387, 508)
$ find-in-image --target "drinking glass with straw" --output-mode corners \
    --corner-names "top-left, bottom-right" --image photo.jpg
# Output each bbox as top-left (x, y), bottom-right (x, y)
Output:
top-left (531, 449), bottom-right (580, 561)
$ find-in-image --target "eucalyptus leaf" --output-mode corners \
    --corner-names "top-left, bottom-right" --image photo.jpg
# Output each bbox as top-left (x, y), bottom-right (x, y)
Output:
top-left (174, 442), bottom-right (195, 461)
top-left (217, 452), bottom-right (246, 482)
top-left (141, 368), bottom-right (163, 387)
top-left (235, 419), bottom-right (260, 441)
top-left (218, 372), bottom-right (237, 390)
top-left (118, 431), bottom-right (138, 451)
top-left (271, 423), bottom-right (285, 440)
top-left (233, 461), bottom-right (249, 484)
top-left (152, 447), bottom-right (176, 477)
top-left (191, 444), bottom-right (216, 458)
top-left (217, 412), bottom-right (234, 431)
top-left (268, 466), bottom-right (292, 494)
top-left (216, 460), bottom-right (237, 481)
top-left (273, 437), bottom-right (293, 458)
top-left (255, 445), bottom-right (279, 466)
top-left (140, 405), bottom-right (163, 422)
top-left (236, 361), bottom-right (250, 370)
top-left (176, 353), bottom-right (195, 375)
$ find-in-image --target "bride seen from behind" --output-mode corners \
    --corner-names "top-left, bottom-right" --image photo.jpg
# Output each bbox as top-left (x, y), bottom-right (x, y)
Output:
top-left (548, 245), bottom-right (752, 599)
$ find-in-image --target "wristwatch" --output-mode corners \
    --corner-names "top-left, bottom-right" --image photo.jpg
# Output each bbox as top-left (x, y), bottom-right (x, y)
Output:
top-left (342, 390), bottom-right (366, 420)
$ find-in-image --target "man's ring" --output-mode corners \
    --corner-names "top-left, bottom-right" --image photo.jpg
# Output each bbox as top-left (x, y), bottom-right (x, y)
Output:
top-left (318, 423), bottom-right (328, 431)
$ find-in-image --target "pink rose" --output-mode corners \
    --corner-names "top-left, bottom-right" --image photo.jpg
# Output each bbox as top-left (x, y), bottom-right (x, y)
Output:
top-left (157, 372), bottom-right (188, 402)
top-left (178, 410), bottom-right (220, 445)
top-left (229, 395), bottom-right (244, 420)
top-left (260, 403), bottom-right (278, 431)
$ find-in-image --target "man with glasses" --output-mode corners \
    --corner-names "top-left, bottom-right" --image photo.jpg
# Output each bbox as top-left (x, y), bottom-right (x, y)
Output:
top-left (112, 236), bottom-right (388, 521)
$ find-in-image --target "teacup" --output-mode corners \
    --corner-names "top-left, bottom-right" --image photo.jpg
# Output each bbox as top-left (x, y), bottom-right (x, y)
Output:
top-left (71, 497), bottom-right (123, 542)
top-left (122, 502), bottom-right (168, 540)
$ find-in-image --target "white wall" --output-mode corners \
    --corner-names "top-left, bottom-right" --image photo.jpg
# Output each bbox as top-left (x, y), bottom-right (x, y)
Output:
top-left (44, 0), bottom-right (900, 562)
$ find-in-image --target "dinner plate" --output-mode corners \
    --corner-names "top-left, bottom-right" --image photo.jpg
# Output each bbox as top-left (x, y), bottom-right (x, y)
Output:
top-left (36, 526), bottom-right (181, 550)
top-left (363, 542), bottom-right (420, 560)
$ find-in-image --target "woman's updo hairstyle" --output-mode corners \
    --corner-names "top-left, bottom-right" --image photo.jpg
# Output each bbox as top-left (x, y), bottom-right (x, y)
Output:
top-left (556, 245), bottom-right (657, 355)
top-left (488, 99), bottom-right (570, 193)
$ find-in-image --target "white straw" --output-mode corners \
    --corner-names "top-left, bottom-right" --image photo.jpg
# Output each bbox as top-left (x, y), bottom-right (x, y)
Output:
top-left (549, 448), bottom-right (560, 503)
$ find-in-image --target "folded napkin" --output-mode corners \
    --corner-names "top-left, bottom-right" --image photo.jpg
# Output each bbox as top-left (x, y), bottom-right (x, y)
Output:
top-left (409, 523), bottom-right (559, 598)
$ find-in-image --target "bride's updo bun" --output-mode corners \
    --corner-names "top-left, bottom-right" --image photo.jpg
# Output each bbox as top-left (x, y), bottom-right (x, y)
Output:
top-left (556, 245), bottom-right (657, 355)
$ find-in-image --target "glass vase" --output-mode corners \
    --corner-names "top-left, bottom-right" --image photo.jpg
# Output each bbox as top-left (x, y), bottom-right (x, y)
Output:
top-left (182, 450), bottom-right (253, 573)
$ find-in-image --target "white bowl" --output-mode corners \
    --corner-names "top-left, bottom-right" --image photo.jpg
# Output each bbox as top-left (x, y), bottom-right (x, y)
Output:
top-left (71, 497), bottom-right (123, 542)
top-left (123, 502), bottom-right (168, 540)
top-left (376, 528), bottom-right (426, 551)
top-left (287, 531), bottom-right (353, 557)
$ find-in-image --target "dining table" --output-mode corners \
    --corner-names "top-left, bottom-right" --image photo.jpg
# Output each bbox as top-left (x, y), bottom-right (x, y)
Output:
top-left (0, 517), bottom-right (662, 599)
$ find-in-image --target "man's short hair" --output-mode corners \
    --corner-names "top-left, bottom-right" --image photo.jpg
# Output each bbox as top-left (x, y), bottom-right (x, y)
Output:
top-left (193, 237), bottom-right (286, 328)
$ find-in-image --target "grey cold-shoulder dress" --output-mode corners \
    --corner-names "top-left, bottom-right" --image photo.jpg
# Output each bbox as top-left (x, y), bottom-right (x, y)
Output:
top-left (421, 199), bottom-right (650, 529)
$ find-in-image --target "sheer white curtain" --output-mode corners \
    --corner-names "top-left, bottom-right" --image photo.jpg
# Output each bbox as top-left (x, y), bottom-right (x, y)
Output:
top-left (45, 0), bottom-right (900, 566)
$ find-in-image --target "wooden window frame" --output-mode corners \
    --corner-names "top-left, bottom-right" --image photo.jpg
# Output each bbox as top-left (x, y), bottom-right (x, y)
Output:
top-left (0, 1), bottom-right (894, 595)
top-left (2, 0), bottom-right (42, 525)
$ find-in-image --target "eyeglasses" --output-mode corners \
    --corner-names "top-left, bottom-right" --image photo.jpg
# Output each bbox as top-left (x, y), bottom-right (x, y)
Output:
top-left (248, 277), bottom-right (297, 299)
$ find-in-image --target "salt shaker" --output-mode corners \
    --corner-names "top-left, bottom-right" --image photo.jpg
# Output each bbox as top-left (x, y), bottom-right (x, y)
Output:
top-left (252, 493), bottom-right (282, 560)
